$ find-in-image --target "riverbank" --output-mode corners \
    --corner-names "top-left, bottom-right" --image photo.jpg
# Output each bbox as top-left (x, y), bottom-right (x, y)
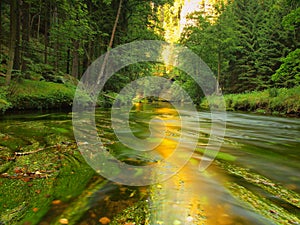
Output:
top-left (2, 78), bottom-right (300, 117)
top-left (200, 86), bottom-right (300, 117)
top-left (0, 78), bottom-right (113, 113)
top-left (0, 77), bottom-right (77, 113)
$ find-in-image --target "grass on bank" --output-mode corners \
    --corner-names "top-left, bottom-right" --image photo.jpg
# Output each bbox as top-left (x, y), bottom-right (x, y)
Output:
top-left (9, 79), bottom-right (76, 110)
top-left (0, 78), bottom-right (96, 112)
top-left (201, 86), bottom-right (300, 116)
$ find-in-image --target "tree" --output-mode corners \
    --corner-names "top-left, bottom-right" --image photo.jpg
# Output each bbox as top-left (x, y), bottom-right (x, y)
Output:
top-left (272, 6), bottom-right (300, 87)
top-left (5, 0), bottom-right (18, 85)
top-left (228, 0), bottom-right (267, 92)
top-left (13, 0), bottom-right (20, 70)
top-left (272, 48), bottom-right (300, 87)
top-left (180, 1), bottom-right (237, 94)
top-left (253, 0), bottom-right (299, 89)
top-left (21, 0), bottom-right (31, 74)
top-left (0, 0), bottom-right (172, 90)
top-left (0, 0), bottom-right (3, 51)
top-left (228, 0), bottom-right (300, 91)
top-left (49, 0), bottom-right (94, 77)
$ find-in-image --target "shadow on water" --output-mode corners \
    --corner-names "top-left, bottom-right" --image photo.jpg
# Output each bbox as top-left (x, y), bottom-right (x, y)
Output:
top-left (0, 103), bottom-right (299, 224)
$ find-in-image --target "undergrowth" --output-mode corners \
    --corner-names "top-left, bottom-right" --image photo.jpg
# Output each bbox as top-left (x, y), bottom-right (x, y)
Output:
top-left (0, 78), bottom-right (11, 113)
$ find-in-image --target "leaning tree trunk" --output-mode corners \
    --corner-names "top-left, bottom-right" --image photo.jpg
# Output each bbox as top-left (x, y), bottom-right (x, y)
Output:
top-left (6, 0), bottom-right (18, 85)
top-left (108, 0), bottom-right (123, 50)
top-left (96, 0), bottom-right (123, 86)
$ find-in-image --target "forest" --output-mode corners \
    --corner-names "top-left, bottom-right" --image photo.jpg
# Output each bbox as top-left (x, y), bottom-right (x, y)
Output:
top-left (0, 0), bottom-right (299, 114)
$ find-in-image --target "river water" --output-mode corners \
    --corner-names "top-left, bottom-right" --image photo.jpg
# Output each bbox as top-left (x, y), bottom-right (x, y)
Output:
top-left (0, 103), bottom-right (299, 225)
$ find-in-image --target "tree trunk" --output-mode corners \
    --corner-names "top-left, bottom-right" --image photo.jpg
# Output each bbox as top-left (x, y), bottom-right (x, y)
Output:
top-left (6, 0), bottom-right (17, 85)
top-left (96, 0), bottom-right (123, 86)
top-left (53, 6), bottom-right (58, 71)
top-left (44, 1), bottom-right (49, 64)
top-left (37, 15), bottom-right (40, 39)
top-left (13, 0), bottom-right (20, 70)
top-left (0, 0), bottom-right (2, 51)
top-left (66, 47), bottom-right (70, 74)
top-left (87, 40), bottom-right (92, 66)
top-left (216, 51), bottom-right (221, 95)
top-left (108, 0), bottom-right (123, 50)
top-left (71, 40), bottom-right (79, 78)
top-left (82, 40), bottom-right (92, 73)
top-left (21, 0), bottom-right (30, 74)
top-left (83, 1), bottom-right (92, 70)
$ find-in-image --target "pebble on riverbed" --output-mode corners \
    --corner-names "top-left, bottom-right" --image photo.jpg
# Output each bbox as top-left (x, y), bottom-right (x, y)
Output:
top-left (59, 218), bottom-right (69, 224)
top-left (99, 217), bottom-right (111, 224)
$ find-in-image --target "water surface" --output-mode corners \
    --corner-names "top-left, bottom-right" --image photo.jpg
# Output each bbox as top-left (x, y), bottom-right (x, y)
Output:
top-left (0, 103), bottom-right (299, 224)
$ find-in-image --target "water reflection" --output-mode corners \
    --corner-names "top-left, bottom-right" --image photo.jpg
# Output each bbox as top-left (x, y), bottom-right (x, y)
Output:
top-left (146, 105), bottom-right (273, 225)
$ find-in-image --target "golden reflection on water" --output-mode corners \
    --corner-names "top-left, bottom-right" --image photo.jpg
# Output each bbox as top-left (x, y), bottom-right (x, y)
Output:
top-left (149, 106), bottom-right (238, 225)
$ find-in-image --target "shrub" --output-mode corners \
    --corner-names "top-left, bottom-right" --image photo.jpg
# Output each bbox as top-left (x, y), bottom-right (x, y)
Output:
top-left (0, 86), bottom-right (12, 113)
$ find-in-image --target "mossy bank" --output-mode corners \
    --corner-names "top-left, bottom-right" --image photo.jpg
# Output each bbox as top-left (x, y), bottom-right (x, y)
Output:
top-left (201, 86), bottom-right (300, 117)
top-left (0, 77), bottom-right (115, 114)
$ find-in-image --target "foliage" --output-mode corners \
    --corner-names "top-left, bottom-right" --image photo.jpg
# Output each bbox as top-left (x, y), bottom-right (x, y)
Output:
top-left (0, 0), bottom-right (299, 113)
top-left (26, 62), bottom-right (57, 81)
top-left (282, 6), bottom-right (300, 31)
top-left (181, 0), bottom-right (300, 94)
top-left (0, 77), bottom-right (12, 112)
top-left (0, 85), bottom-right (12, 113)
top-left (49, 0), bottom-right (95, 66)
top-left (0, 0), bottom-right (176, 112)
top-left (272, 48), bottom-right (300, 87)
top-left (0, 0), bottom-right (169, 86)
top-left (181, 1), bottom-right (237, 91)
